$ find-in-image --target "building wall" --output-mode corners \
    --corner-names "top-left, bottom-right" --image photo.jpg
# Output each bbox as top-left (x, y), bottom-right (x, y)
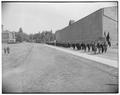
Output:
top-left (103, 6), bottom-right (118, 45)
top-left (103, 6), bottom-right (118, 21)
top-left (2, 31), bottom-right (16, 43)
top-left (2, 32), bottom-right (9, 43)
top-left (55, 9), bottom-right (103, 43)
top-left (9, 32), bottom-right (16, 42)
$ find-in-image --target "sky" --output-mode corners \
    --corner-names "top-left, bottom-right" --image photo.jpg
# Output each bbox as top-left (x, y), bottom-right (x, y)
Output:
top-left (2, 2), bottom-right (117, 34)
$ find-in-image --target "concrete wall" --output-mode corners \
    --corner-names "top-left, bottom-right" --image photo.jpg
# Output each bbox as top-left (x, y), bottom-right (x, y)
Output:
top-left (55, 9), bottom-right (103, 43)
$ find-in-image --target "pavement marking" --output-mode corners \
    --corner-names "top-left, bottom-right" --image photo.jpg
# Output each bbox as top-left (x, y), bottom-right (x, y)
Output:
top-left (45, 45), bottom-right (118, 68)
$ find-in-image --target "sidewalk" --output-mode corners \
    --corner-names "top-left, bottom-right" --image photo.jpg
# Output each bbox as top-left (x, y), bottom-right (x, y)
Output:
top-left (45, 44), bottom-right (118, 68)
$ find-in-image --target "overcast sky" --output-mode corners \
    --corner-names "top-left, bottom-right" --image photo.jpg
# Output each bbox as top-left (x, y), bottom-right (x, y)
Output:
top-left (2, 2), bottom-right (117, 34)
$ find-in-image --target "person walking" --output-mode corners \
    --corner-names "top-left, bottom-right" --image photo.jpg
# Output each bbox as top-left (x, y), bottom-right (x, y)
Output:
top-left (97, 41), bottom-right (101, 54)
top-left (81, 42), bottom-right (83, 50)
top-left (91, 42), bottom-right (95, 52)
top-left (94, 42), bottom-right (97, 54)
top-left (101, 42), bottom-right (104, 53)
top-left (72, 43), bottom-right (75, 49)
top-left (79, 43), bottom-right (81, 50)
top-left (103, 42), bottom-right (108, 53)
top-left (87, 43), bottom-right (90, 52)
top-left (76, 43), bottom-right (79, 50)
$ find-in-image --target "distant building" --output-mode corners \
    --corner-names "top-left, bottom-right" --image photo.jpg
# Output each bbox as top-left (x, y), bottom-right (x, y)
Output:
top-left (2, 30), bottom-right (16, 43)
top-left (55, 6), bottom-right (118, 45)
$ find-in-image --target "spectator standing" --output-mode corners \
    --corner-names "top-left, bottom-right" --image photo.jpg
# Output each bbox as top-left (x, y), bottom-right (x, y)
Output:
top-left (7, 46), bottom-right (10, 54)
top-left (106, 32), bottom-right (111, 47)
top-left (4, 48), bottom-right (6, 54)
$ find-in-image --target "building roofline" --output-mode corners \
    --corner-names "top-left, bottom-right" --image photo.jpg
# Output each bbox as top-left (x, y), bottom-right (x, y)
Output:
top-left (56, 6), bottom-right (117, 33)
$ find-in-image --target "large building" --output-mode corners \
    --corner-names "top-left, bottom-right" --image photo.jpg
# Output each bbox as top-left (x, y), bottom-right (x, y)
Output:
top-left (55, 6), bottom-right (118, 45)
top-left (2, 30), bottom-right (16, 43)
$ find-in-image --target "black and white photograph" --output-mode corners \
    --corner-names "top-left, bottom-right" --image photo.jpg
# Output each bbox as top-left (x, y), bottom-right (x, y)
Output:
top-left (2, 1), bottom-right (118, 93)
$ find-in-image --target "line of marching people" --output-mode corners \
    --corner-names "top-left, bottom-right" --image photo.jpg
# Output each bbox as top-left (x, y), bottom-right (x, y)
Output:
top-left (69, 41), bottom-right (109, 54)
top-left (47, 40), bottom-right (110, 54)
top-left (47, 32), bottom-right (111, 54)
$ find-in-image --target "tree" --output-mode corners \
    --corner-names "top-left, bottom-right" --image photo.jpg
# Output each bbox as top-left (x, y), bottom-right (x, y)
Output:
top-left (19, 27), bottom-right (23, 33)
top-left (15, 27), bottom-right (30, 42)
top-left (15, 32), bottom-right (22, 42)
top-left (16, 27), bottom-right (23, 42)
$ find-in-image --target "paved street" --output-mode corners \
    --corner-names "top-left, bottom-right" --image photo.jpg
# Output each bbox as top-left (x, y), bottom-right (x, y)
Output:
top-left (2, 43), bottom-right (118, 93)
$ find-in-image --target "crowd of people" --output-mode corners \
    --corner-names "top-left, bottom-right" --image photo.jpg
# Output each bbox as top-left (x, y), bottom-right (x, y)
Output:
top-left (47, 32), bottom-right (111, 54)
top-left (47, 40), bottom-right (111, 54)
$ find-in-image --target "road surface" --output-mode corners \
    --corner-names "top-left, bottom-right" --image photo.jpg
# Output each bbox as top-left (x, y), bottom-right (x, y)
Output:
top-left (2, 43), bottom-right (118, 93)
